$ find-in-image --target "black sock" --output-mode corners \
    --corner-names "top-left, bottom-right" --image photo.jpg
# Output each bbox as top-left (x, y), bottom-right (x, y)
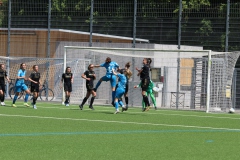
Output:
top-left (65, 95), bottom-right (70, 103)
top-left (81, 97), bottom-right (88, 106)
top-left (90, 96), bottom-right (95, 106)
top-left (143, 95), bottom-right (150, 107)
top-left (125, 97), bottom-right (128, 105)
top-left (67, 95), bottom-right (70, 103)
top-left (0, 95), bottom-right (3, 102)
top-left (2, 93), bottom-right (5, 102)
top-left (33, 96), bottom-right (37, 105)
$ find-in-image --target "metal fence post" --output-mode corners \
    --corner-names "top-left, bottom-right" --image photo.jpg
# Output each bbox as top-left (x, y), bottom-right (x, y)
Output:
top-left (89, 0), bottom-right (94, 47)
top-left (176, 0), bottom-right (182, 109)
top-left (46, 0), bottom-right (51, 100)
top-left (6, 0), bottom-right (11, 97)
top-left (225, 0), bottom-right (230, 52)
top-left (131, 0), bottom-right (137, 107)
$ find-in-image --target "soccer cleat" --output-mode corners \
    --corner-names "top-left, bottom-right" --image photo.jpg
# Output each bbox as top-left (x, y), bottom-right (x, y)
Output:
top-left (114, 110), bottom-right (120, 114)
top-left (24, 103), bottom-right (30, 107)
top-left (142, 108), bottom-right (146, 112)
top-left (65, 103), bottom-right (69, 107)
top-left (12, 104), bottom-right (17, 108)
top-left (33, 105), bottom-right (37, 109)
top-left (145, 106), bottom-right (150, 111)
top-left (79, 105), bottom-right (83, 110)
top-left (155, 107), bottom-right (157, 110)
top-left (1, 102), bottom-right (5, 106)
top-left (121, 107), bottom-right (126, 112)
top-left (89, 106), bottom-right (94, 110)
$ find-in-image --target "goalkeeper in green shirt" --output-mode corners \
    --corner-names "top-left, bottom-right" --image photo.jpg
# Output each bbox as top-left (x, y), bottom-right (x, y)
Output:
top-left (134, 80), bottom-right (157, 110)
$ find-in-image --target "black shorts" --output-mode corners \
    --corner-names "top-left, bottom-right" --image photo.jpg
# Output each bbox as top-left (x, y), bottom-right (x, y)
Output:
top-left (64, 83), bottom-right (72, 92)
top-left (86, 83), bottom-right (94, 92)
top-left (31, 84), bottom-right (39, 92)
top-left (0, 84), bottom-right (5, 92)
top-left (141, 78), bottom-right (150, 92)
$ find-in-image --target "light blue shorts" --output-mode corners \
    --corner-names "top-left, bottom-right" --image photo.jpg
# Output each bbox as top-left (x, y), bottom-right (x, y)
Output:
top-left (15, 84), bottom-right (28, 93)
top-left (101, 74), bottom-right (117, 88)
top-left (115, 88), bottom-right (125, 99)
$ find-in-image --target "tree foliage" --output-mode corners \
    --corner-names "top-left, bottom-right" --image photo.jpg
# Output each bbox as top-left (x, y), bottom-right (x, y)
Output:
top-left (0, 0), bottom-right (239, 51)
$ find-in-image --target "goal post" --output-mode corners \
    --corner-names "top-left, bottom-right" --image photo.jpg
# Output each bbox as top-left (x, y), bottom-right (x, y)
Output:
top-left (63, 46), bottom-right (219, 113)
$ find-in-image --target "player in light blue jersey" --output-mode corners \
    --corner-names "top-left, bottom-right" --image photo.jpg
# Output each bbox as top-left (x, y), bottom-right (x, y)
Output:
top-left (93, 57), bottom-right (119, 103)
top-left (112, 69), bottom-right (126, 114)
top-left (12, 63), bottom-right (31, 108)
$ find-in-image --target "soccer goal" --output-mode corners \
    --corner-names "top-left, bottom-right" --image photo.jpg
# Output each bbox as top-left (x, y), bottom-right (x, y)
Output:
top-left (63, 46), bottom-right (234, 113)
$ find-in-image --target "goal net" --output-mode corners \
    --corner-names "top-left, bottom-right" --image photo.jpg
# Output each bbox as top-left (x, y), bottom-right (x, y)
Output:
top-left (63, 46), bottom-right (234, 113)
top-left (0, 56), bottom-right (85, 102)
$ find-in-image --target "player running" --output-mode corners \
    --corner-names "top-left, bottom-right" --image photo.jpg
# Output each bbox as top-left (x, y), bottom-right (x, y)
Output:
top-left (136, 58), bottom-right (152, 111)
top-left (61, 67), bottom-right (73, 106)
top-left (93, 57), bottom-right (119, 104)
top-left (0, 64), bottom-right (10, 106)
top-left (79, 64), bottom-right (96, 110)
top-left (134, 80), bottom-right (157, 110)
top-left (28, 65), bottom-right (40, 109)
top-left (12, 63), bottom-right (31, 108)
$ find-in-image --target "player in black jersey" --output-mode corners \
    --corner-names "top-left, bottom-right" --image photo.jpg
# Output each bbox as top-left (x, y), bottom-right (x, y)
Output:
top-left (61, 67), bottom-right (73, 106)
top-left (28, 65), bottom-right (40, 109)
top-left (136, 58), bottom-right (152, 111)
top-left (123, 62), bottom-right (132, 109)
top-left (0, 64), bottom-right (10, 106)
top-left (79, 64), bottom-right (96, 110)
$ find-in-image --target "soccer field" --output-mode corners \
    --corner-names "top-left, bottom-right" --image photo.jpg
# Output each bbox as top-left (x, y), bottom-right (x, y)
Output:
top-left (0, 100), bottom-right (240, 160)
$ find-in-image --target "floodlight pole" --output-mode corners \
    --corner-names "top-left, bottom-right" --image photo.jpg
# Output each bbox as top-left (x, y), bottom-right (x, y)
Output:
top-left (225, 0), bottom-right (230, 52)
top-left (176, 0), bottom-right (182, 109)
top-left (62, 47), bottom-right (67, 104)
top-left (6, 0), bottom-right (11, 97)
top-left (206, 50), bottom-right (212, 113)
top-left (89, 0), bottom-right (94, 47)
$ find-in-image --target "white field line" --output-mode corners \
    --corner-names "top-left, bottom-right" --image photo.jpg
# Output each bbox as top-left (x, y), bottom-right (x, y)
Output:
top-left (0, 113), bottom-right (239, 131)
top-left (36, 105), bottom-right (240, 120)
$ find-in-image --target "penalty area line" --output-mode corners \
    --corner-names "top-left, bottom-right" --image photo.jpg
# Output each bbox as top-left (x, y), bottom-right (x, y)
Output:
top-left (0, 113), bottom-right (240, 131)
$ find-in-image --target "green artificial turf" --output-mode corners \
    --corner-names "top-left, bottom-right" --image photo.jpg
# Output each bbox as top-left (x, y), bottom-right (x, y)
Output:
top-left (0, 100), bottom-right (240, 160)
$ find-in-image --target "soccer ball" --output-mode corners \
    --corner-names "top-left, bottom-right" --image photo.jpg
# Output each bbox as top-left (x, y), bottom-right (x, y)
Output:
top-left (153, 87), bottom-right (160, 92)
top-left (229, 108), bottom-right (235, 113)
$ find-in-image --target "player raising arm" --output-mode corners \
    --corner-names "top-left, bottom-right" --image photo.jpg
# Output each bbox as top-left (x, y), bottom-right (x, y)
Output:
top-left (28, 65), bottom-right (40, 109)
top-left (0, 64), bottom-right (10, 106)
top-left (134, 80), bottom-right (157, 111)
top-left (135, 58), bottom-right (152, 111)
top-left (79, 64), bottom-right (96, 110)
top-left (93, 57), bottom-right (119, 104)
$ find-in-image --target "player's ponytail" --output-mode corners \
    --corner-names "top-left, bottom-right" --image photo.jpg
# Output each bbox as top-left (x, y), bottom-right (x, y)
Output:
top-left (125, 62), bottom-right (131, 69)
top-left (147, 58), bottom-right (152, 70)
